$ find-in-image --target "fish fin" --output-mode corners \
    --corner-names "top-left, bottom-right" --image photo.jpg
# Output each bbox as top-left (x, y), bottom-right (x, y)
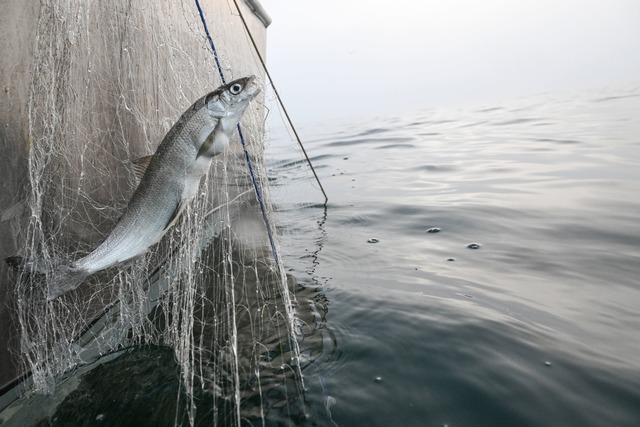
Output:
top-left (164, 200), bottom-right (185, 231)
top-left (196, 132), bottom-right (215, 158)
top-left (196, 123), bottom-right (230, 159)
top-left (47, 263), bottom-right (91, 301)
top-left (6, 255), bottom-right (50, 273)
top-left (133, 155), bottom-right (154, 181)
top-left (6, 256), bottom-right (90, 301)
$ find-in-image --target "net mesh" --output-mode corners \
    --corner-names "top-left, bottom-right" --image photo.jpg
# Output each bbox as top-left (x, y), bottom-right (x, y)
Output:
top-left (7, 0), bottom-right (328, 425)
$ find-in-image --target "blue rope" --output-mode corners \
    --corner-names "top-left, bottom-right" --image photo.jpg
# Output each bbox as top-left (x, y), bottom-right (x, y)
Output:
top-left (195, 0), bottom-right (226, 85)
top-left (195, 0), bottom-right (281, 267)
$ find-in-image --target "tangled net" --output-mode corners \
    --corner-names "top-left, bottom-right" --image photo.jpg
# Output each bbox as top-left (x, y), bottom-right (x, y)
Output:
top-left (6, 1), bottom-right (329, 425)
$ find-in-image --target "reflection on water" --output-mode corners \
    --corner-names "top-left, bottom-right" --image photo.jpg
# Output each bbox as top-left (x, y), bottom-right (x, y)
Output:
top-left (271, 87), bottom-right (640, 426)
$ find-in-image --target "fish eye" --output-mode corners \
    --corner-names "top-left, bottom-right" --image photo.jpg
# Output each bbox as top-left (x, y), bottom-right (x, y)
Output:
top-left (229, 83), bottom-right (243, 95)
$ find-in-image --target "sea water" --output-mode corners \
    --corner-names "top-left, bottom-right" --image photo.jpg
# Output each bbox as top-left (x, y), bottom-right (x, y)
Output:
top-left (3, 88), bottom-right (638, 426)
top-left (271, 87), bottom-right (640, 426)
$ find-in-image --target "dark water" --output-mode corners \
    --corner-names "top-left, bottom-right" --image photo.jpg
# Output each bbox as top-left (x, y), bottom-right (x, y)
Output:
top-left (272, 88), bottom-right (640, 427)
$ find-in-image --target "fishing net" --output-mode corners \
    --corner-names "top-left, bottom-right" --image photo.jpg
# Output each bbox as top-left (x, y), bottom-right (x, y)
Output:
top-left (4, 0), bottom-right (329, 425)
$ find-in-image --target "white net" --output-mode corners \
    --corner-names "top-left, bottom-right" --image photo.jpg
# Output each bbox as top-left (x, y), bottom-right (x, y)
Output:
top-left (5, 0), bottom-right (328, 425)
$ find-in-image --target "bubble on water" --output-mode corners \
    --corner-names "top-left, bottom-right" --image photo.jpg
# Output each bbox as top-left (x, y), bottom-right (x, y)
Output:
top-left (426, 227), bottom-right (441, 233)
top-left (368, 238), bottom-right (379, 243)
top-left (467, 243), bottom-right (481, 249)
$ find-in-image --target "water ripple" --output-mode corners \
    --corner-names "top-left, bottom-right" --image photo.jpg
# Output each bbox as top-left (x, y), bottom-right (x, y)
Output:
top-left (270, 86), bottom-right (640, 426)
top-left (323, 136), bottom-right (414, 148)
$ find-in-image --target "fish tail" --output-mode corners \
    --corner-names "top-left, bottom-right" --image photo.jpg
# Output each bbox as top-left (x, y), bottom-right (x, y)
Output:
top-left (6, 255), bottom-right (51, 274)
top-left (5, 255), bottom-right (90, 301)
top-left (47, 263), bottom-right (91, 301)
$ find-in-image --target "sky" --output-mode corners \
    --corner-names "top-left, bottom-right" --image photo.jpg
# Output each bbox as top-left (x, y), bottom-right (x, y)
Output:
top-left (258, 0), bottom-right (640, 124)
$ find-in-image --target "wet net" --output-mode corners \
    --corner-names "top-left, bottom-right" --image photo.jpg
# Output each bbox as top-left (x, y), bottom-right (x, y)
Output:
top-left (6, 0), bottom-right (329, 425)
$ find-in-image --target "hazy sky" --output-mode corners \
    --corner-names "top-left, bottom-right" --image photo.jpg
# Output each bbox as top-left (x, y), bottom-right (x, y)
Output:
top-left (258, 0), bottom-right (640, 124)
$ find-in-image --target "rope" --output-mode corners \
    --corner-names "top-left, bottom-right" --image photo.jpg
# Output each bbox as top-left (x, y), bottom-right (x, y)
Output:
top-left (195, 0), bottom-right (226, 85)
top-left (230, 0), bottom-right (328, 205)
top-left (194, 0), bottom-right (282, 266)
top-left (194, 3), bottom-right (331, 413)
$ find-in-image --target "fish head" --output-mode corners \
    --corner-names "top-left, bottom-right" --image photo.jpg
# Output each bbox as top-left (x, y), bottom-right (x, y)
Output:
top-left (205, 75), bottom-right (261, 120)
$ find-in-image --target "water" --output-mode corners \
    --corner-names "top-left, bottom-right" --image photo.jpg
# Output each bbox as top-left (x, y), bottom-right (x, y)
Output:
top-left (271, 87), bottom-right (640, 426)
top-left (3, 87), bottom-right (639, 426)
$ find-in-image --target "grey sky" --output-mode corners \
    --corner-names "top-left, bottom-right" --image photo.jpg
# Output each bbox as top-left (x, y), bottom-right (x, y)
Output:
top-left (259, 0), bottom-right (640, 124)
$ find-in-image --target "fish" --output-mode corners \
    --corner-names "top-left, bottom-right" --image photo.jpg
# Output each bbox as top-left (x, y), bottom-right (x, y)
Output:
top-left (6, 75), bottom-right (260, 301)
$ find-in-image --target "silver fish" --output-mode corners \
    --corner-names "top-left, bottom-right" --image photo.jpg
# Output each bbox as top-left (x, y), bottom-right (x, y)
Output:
top-left (7, 76), bottom-right (260, 301)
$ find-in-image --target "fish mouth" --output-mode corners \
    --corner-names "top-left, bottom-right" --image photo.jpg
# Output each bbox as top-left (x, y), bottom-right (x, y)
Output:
top-left (244, 75), bottom-right (261, 99)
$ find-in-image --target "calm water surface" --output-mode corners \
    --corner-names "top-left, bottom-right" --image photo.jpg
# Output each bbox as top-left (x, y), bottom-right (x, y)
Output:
top-left (271, 88), bottom-right (640, 426)
top-left (4, 89), bottom-right (637, 427)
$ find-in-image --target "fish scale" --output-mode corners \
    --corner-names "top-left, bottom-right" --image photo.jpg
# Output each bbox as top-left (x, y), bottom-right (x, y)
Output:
top-left (6, 75), bottom-right (260, 301)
